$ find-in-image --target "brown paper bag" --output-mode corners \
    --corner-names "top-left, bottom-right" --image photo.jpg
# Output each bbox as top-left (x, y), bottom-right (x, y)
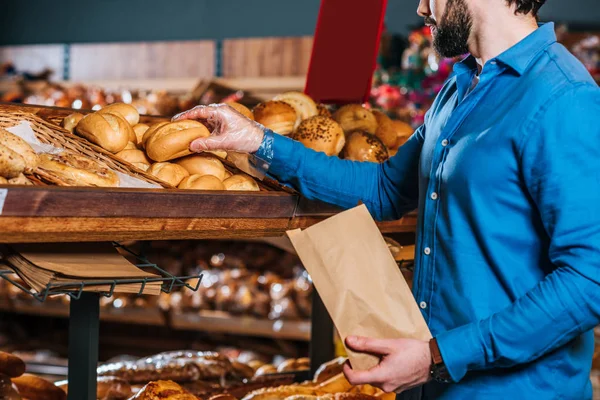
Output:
top-left (286, 204), bottom-right (431, 370)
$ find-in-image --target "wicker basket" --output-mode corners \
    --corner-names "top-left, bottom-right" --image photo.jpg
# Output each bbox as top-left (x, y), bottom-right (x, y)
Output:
top-left (0, 107), bottom-right (170, 188)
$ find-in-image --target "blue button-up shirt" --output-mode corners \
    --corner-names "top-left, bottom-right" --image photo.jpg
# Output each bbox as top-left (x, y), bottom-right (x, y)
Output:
top-left (256, 23), bottom-right (600, 399)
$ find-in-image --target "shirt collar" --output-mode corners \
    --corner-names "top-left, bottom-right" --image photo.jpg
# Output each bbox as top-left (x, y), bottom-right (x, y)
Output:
top-left (452, 22), bottom-right (557, 77)
top-left (495, 22), bottom-right (557, 75)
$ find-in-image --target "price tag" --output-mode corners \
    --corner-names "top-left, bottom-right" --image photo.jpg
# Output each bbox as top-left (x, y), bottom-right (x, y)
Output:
top-left (0, 189), bottom-right (7, 215)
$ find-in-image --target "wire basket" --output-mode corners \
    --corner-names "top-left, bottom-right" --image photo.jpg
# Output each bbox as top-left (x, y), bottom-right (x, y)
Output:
top-left (0, 242), bottom-right (201, 302)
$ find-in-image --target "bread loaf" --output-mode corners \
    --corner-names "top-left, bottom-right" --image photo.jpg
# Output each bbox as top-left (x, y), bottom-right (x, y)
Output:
top-left (76, 112), bottom-right (133, 153)
top-left (141, 121), bottom-right (169, 149)
top-left (333, 105), bottom-right (377, 135)
top-left (61, 112), bottom-right (84, 133)
top-left (115, 149), bottom-right (152, 172)
top-left (145, 120), bottom-right (211, 162)
top-left (133, 123), bottom-right (150, 146)
top-left (0, 144), bottom-right (25, 179)
top-left (148, 162), bottom-right (190, 187)
top-left (178, 174), bottom-right (225, 190)
top-left (341, 131), bottom-right (389, 163)
top-left (223, 175), bottom-right (260, 191)
top-left (174, 155), bottom-right (227, 181)
top-left (98, 103), bottom-right (140, 126)
top-left (225, 102), bottom-right (254, 120)
top-left (38, 152), bottom-right (120, 187)
top-left (12, 374), bottom-right (66, 400)
top-left (292, 116), bottom-right (345, 156)
top-left (253, 101), bottom-right (297, 135)
top-left (273, 92), bottom-right (318, 127)
top-left (0, 129), bottom-right (39, 172)
top-left (371, 110), bottom-right (398, 149)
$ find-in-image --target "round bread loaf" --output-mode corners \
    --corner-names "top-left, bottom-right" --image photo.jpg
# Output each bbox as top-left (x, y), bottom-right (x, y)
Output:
top-left (333, 105), bottom-right (377, 135)
top-left (273, 92), bottom-right (318, 127)
top-left (292, 116), bottom-right (345, 156)
top-left (97, 103), bottom-right (140, 126)
top-left (372, 110), bottom-right (398, 149)
top-left (132, 123), bottom-right (149, 146)
top-left (342, 131), bottom-right (389, 163)
top-left (38, 152), bottom-right (120, 187)
top-left (115, 149), bottom-right (152, 171)
top-left (76, 113), bottom-right (133, 153)
top-left (223, 174), bottom-right (260, 191)
top-left (390, 120), bottom-right (414, 149)
top-left (145, 120), bottom-right (211, 162)
top-left (178, 174), bottom-right (225, 190)
top-left (148, 162), bottom-right (190, 187)
top-left (253, 101), bottom-right (297, 135)
top-left (174, 155), bottom-right (227, 181)
top-left (62, 112), bottom-right (84, 133)
top-left (225, 101), bottom-right (254, 120)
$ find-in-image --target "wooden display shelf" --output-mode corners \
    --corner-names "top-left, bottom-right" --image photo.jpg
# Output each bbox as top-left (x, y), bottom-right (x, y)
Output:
top-left (0, 186), bottom-right (417, 242)
top-left (0, 298), bottom-right (310, 341)
top-left (171, 310), bottom-right (311, 341)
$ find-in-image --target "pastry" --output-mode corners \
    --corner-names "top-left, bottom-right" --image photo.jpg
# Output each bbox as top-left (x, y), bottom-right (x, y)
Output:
top-left (174, 155), bottom-right (227, 181)
top-left (341, 131), bottom-right (389, 163)
top-left (148, 162), bottom-right (190, 187)
top-left (273, 92), bottom-right (318, 127)
top-left (225, 102), bottom-right (254, 120)
top-left (11, 374), bottom-right (66, 400)
top-left (333, 105), bottom-right (377, 135)
top-left (38, 152), bottom-right (119, 187)
top-left (0, 352), bottom-right (25, 378)
top-left (0, 129), bottom-right (38, 172)
top-left (76, 112), bottom-right (133, 153)
top-left (0, 144), bottom-right (25, 179)
top-left (145, 120), bottom-right (211, 162)
top-left (115, 149), bottom-right (152, 171)
top-left (61, 112), bottom-right (84, 133)
top-left (178, 174), bottom-right (225, 190)
top-left (253, 101), bottom-right (297, 136)
top-left (292, 116), bottom-right (345, 156)
top-left (371, 110), bottom-right (398, 149)
top-left (223, 174), bottom-right (260, 191)
top-left (97, 103), bottom-right (140, 126)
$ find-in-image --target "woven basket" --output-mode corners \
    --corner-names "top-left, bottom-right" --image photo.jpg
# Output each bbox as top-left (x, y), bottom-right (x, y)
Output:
top-left (0, 107), bottom-right (170, 188)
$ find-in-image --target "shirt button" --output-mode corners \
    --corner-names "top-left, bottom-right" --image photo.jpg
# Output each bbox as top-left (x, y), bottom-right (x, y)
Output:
top-left (431, 192), bottom-right (438, 200)
top-left (420, 301), bottom-right (428, 309)
top-left (424, 247), bottom-right (431, 255)
top-left (441, 139), bottom-right (449, 147)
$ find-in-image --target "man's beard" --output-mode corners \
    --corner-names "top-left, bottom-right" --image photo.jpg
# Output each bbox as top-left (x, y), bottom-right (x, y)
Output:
top-left (428, 0), bottom-right (473, 58)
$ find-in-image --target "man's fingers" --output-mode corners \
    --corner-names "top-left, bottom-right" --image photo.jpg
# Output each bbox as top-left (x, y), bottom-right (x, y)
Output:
top-left (345, 336), bottom-right (392, 355)
top-left (343, 361), bottom-right (385, 386)
top-left (173, 105), bottom-right (220, 121)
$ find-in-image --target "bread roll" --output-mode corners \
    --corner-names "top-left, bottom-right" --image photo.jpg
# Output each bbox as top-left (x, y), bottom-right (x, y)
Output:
top-left (223, 174), bottom-right (260, 191)
top-left (55, 376), bottom-right (131, 400)
top-left (178, 174), bottom-right (225, 190)
top-left (76, 112), bottom-right (132, 153)
top-left (12, 374), bottom-right (66, 400)
top-left (142, 121), bottom-right (169, 149)
top-left (145, 120), bottom-right (211, 162)
top-left (132, 123), bottom-right (149, 146)
top-left (225, 101), bottom-right (254, 120)
top-left (371, 110), bottom-right (397, 149)
top-left (223, 170), bottom-right (233, 179)
top-left (130, 380), bottom-right (195, 400)
top-left (0, 177), bottom-right (7, 185)
top-left (148, 162), bottom-right (190, 187)
top-left (38, 152), bottom-right (120, 187)
top-left (174, 155), bottom-right (226, 181)
top-left (253, 101), bottom-right (297, 135)
top-left (333, 105), bottom-right (377, 135)
top-left (296, 357), bottom-right (310, 370)
top-left (313, 357), bottom-right (346, 383)
top-left (248, 360), bottom-right (265, 371)
top-left (123, 141), bottom-right (138, 150)
top-left (0, 352), bottom-right (25, 378)
top-left (61, 112), bottom-right (84, 133)
top-left (317, 373), bottom-right (352, 394)
top-left (254, 364), bottom-right (277, 376)
top-left (316, 104), bottom-right (332, 118)
top-left (292, 116), bottom-right (345, 156)
top-left (342, 131), bottom-right (389, 163)
top-left (273, 92), bottom-right (318, 127)
top-left (390, 120), bottom-right (414, 149)
top-left (98, 103), bottom-right (140, 126)
top-left (0, 129), bottom-right (39, 172)
top-left (0, 143), bottom-right (25, 179)
top-left (115, 149), bottom-right (152, 171)
top-left (8, 173), bottom-right (33, 186)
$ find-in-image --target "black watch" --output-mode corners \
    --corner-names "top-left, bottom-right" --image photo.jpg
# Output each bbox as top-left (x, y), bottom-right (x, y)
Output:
top-left (429, 338), bottom-right (452, 384)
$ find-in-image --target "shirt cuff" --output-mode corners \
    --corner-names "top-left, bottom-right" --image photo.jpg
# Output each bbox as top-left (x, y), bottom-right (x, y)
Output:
top-left (252, 129), bottom-right (296, 177)
top-left (434, 322), bottom-right (487, 382)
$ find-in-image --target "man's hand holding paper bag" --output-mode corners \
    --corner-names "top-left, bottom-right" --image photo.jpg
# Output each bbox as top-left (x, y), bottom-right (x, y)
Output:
top-left (286, 205), bottom-right (432, 393)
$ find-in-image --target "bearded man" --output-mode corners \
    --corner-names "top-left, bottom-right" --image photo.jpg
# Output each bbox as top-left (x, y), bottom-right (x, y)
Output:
top-left (175, 0), bottom-right (600, 398)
